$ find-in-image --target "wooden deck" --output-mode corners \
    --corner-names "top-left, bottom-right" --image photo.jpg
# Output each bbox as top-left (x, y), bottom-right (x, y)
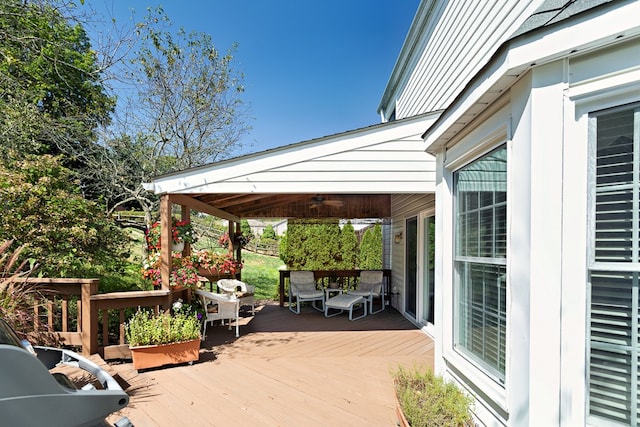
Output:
top-left (107, 302), bottom-right (434, 426)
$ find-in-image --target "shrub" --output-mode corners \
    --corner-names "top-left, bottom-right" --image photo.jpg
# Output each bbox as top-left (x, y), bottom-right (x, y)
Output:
top-left (0, 240), bottom-right (59, 346)
top-left (124, 309), bottom-right (200, 347)
top-left (0, 155), bottom-right (129, 277)
top-left (393, 366), bottom-right (475, 427)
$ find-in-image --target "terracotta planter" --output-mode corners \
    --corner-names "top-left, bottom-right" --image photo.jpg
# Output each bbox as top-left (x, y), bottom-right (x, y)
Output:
top-left (395, 395), bottom-right (410, 427)
top-left (130, 339), bottom-right (200, 370)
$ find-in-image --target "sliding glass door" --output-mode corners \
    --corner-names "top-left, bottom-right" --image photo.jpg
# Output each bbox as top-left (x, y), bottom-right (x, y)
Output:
top-left (405, 216), bottom-right (417, 318)
top-left (422, 215), bottom-right (435, 325)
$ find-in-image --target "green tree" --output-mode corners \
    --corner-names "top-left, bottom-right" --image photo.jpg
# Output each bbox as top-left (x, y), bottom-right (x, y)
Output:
top-left (338, 221), bottom-right (358, 269)
top-left (261, 225), bottom-right (277, 240)
top-left (0, 154), bottom-right (129, 277)
top-left (129, 7), bottom-right (249, 170)
top-left (0, 0), bottom-right (114, 160)
top-left (240, 219), bottom-right (254, 241)
top-left (79, 6), bottom-right (250, 222)
top-left (359, 224), bottom-right (383, 269)
top-left (279, 220), bottom-right (345, 270)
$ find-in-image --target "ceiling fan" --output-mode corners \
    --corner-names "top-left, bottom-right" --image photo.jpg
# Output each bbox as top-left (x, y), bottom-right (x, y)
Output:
top-left (310, 195), bottom-right (344, 209)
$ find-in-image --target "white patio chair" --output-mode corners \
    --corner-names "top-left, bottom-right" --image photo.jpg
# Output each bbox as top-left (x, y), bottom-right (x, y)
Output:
top-left (288, 271), bottom-right (324, 314)
top-left (194, 289), bottom-right (240, 338)
top-left (217, 278), bottom-right (255, 315)
top-left (347, 270), bottom-right (385, 314)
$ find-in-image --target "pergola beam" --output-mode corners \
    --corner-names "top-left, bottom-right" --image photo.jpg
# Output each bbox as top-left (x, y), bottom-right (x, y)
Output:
top-left (169, 194), bottom-right (240, 223)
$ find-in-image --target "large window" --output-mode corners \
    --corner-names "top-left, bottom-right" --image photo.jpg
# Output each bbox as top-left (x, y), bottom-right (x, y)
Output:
top-left (453, 146), bottom-right (507, 381)
top-left (589, 104), bottom-right (640, 425)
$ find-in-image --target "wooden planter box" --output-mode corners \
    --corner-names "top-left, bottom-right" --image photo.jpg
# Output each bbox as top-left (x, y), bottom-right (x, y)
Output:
top-left (130, 339), bottom-right (201, 370)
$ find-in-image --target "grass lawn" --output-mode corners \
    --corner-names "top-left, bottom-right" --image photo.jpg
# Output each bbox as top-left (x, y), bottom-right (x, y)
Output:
top-left (239, 251), bottom-right (285, 301)
top-left (118, 228), bottom-right (284, 302)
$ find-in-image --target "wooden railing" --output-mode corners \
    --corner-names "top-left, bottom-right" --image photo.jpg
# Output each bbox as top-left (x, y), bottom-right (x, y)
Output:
top-left (11, 270), bottom-right (388, 357)
top-left (12, 278), bottom-right (99, 352)
top-left (11, 278), bottom-right (189, 358)
top-left (278, 269), bottom-right (392, 307)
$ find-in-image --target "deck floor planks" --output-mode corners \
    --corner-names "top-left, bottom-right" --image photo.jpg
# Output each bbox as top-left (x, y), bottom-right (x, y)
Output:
top-left (109, 302), bottom-right (433, 426)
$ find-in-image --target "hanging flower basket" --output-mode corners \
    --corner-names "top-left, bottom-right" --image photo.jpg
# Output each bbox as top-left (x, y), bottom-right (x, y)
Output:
top-left (218, 232), bottom-right (251, 249)
top-left (146, 218), bottom-right (197, 250)
top-left (142, 250), bottom-right (242, 290)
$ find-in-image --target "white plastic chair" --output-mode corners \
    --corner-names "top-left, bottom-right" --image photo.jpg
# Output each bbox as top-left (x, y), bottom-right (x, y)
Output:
top-left (288, 271), bottom-right (324, 314)
top-left (194, 289), bottom-right (240, 338)
top-left (347, 270), bottom-right (385, 314)
top-left (217, 279), bottom-right (255, 315)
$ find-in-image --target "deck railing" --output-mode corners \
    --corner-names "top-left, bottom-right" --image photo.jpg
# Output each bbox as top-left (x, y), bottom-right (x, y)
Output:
top-left (11, 270), bottom-right (390, 357)
top-left (11, 278), bottom-right (188, 358)
top-left (278, 269), bottom-right (392, 307)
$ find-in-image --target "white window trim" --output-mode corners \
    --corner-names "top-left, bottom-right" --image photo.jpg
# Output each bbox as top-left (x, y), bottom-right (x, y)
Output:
top-left (577, 88), bottom-right (640, 426)
top-left (441, 117), bottom-right (511, 413)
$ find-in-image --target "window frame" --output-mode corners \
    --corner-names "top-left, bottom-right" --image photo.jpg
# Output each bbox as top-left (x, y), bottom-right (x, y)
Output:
top-left (587, 103), bottom-right (640, 426)
top-left (452, 144), bottom-right (508, 384)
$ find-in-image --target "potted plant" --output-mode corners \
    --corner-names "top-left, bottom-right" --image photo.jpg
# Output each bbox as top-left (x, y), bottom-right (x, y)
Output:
top-left (146, 218), bottom-right (197, 251)
top-left (124, 305), bottom-right (201, 370)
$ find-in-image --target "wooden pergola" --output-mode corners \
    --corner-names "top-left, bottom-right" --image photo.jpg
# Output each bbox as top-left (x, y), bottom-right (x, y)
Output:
top-left (157, 192), bottom-right (393, 290)
top-left (146, 113), bottom-right (437, 290)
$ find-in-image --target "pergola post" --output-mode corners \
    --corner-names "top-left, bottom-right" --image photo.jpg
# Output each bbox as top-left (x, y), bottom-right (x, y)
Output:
top-left (160, 195), bottom-right (172, 291)
top-left (181, 204), bottom-right (191, 256)
top-left (235, 221), bottom-right (242, 279)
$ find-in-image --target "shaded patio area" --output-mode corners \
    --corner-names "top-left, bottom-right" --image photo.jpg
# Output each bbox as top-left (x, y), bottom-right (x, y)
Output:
top-left (107, 302), bottom-right (434, 426)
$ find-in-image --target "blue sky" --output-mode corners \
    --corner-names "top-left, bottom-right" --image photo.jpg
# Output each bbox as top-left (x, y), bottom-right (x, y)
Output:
top-left (90, 1), bottom-right (419, 154)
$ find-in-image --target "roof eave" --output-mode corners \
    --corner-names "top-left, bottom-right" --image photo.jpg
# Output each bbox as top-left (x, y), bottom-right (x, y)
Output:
top-left (424, 0), bottom-right (640, 154)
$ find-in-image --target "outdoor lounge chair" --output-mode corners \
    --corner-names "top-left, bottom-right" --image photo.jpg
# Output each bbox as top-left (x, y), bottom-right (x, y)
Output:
top-left (217, 279), bottom-right (256, 315)
top-left (194, 289), bottom-right (240, 338)
top-left (288, 271), bottom-right (324, 314)
top-left (347, 270), bottom-right (385, 314)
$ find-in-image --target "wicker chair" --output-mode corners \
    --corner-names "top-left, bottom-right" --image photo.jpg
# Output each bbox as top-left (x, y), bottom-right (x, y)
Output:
top-left (288, 271), bottom-right (324, 314)
top-left (194, 289), bottom-right (240, 338)
top-left (217, 279), bottom-right (256, 315)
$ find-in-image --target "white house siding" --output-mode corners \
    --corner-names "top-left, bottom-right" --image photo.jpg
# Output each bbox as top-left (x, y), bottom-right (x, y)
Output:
top-left (379, 0), bottom-right (543, 121)
top-left (145, 114), bottom-right (438, 195)
top-left (429, 6), bottom-right (640, 426)
top-left (390, 193), bottom-right (435, 317)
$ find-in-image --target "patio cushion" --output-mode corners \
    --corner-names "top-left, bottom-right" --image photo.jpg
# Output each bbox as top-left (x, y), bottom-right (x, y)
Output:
top-left (297, 289), bottom-right (324, 298)
top-left (355, 282), bottom-right (381, 294)
top-left (293, 282), bottom-right (317, 293)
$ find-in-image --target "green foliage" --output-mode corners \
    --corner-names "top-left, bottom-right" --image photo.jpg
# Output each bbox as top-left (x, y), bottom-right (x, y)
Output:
top-left (338, 221), bottom-right (358, 269)
top-left (280, 220), bottom-right (369, 270)
top-left (261, 224), bottom-right (277, 240)
top-left (99, 261), bottom-right (149, 293)
top-left (359, 224), bottom-right (383, 269)
top-left (125, 309), bottom-right (200, 347)
top-left (0, 0), bottom-right (114, 158)
top-left (0, 155), bottom-right (129, 277)
top-left (130, 6), bottom-right (249, 171)
top-left (393, 366), bottom-right (475, 427)
top-left (240, 219), bottom-right (254, 240)
top-left (0, 240), bottom-right (60, 345)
